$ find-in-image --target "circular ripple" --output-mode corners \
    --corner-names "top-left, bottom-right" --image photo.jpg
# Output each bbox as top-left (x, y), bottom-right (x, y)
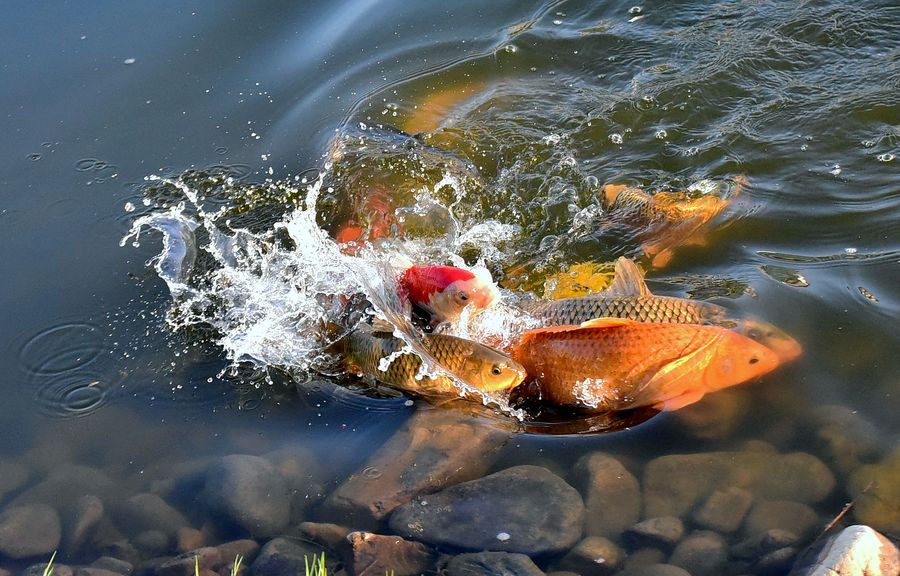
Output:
top-left (20, 322), bottom-right (106, 376)
top-left (33, 371), bottom-right (110, 417)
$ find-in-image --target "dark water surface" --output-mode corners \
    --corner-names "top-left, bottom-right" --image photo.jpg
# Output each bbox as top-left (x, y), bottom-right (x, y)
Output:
top-left (2, 0), bottom-right (898, 572)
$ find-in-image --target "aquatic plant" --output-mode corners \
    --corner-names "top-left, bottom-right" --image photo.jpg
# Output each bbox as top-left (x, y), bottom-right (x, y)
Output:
top-left (42, 551), bottom-right (57, 576)
top-left (305, 552), bottom-right (327, 576)
top-left (230, 554), bottom-right (243, 576)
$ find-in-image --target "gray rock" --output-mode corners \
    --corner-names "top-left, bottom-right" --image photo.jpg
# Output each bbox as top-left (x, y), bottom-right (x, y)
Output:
top-left (744, 500), bottom-right (819, 539)
top-left (389, 465), bottom-right (584, 555)
top-left (556, 536), bottom-right (622, 574)
top-left (617, 564), bottom-right (691, 576)
top-left (214, 540), bottom-right (260, 567)
top-left (348, 531), bottom-right (437, 576)
top-left (643, 451), bottom-right (835, 518)
top-left (63, 495), bottom-right (104, 553)
top-left (577, 453), bottom-right (641, 538)
top-left (624, 517), bottom-right (685, 551)
top-left (692, 486), bottom-right (753, 533)
top-left (808, 405), bottom-right (882, 475)
top-left (0, 460), bottom-right (29, 502)
top-left (22, 564), bottom-right (73, 576)
top-left (325, 410), bottom-right (509, 528)
top-left (250, 538), bottom-right (330, 576)
top-left (622, 548), bottom-right (667, 571)
top-left (731, 529), bottom-right (799, 560)
top-left (116, 494), bottom-right (188, 537)
top-left (445, 552), bottom-right (546, 576)
top-left (90, 557), bottom-right (134, 576)
top-left (10, 466), bottom-right (123, 512)
top-left (201, 455), bottom-right (289, 538)
top-left (297, 522), bottom-right (351, 550)
top-left (75, 569), bottom-right (125, 576)
top-left (134, 530), bottom-right (170, 556)
top-left (756, 547), bottom-right (798, 576)
top-left (668, 530), bottom-right (727, 576)
top-left (155, 547), bottom-right (222, 576)
top-left (0, 503), bottom-right (61, 559)
top-left (789, 524), bottom-right (898, 576)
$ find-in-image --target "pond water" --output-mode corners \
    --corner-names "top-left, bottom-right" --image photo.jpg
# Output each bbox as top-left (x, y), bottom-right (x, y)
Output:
top-left (1, 0), bottom-right (898, 574)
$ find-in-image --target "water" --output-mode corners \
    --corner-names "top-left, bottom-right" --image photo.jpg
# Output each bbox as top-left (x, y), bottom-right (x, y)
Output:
top-left (2, 0), bottom-right (898, 570)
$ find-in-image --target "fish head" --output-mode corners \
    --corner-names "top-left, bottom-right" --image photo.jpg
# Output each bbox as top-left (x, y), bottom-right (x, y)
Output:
top-left (404, 265), bottom-right (500, 324)
top-left (732, 317), bottom-right (802, 363)
top-left (701, 330), bottom-right (781, 391)
top-left (451, 340), bottom-right (526, 393)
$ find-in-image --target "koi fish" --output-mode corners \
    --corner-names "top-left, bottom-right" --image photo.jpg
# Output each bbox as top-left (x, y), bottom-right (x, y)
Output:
top-left (600, 176), bottom-right (746, 268)
top-left (336, 324), bottom-right (525, 396)
top-left (511, 317), bottom-right (781, 412)
top-left (399, 265), bottom-right (500, 327)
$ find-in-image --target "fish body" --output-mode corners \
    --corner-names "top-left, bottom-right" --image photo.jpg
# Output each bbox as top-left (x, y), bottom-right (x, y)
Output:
top-left (511, 318), bottom-right (780, 411)
top-left (340, 326), bottom-right (525, 396)
top-left (522, 257), bottom-right (728, 326)
top-left (399, 265), bottom-right (500, 326)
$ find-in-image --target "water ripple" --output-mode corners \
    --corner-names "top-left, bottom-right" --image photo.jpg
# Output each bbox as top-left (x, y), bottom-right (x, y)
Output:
top-left (32, 370), bottom-right (111, 418)
top-left (19, 322), bottom-right (106, 376)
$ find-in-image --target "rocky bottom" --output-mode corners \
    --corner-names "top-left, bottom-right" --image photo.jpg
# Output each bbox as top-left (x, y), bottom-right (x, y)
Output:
top-left (0, 400), bottom-right (896, 576)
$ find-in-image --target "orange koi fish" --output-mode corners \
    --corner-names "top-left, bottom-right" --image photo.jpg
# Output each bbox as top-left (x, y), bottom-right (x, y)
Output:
top-left (511, 317), bottom-right (780, 412)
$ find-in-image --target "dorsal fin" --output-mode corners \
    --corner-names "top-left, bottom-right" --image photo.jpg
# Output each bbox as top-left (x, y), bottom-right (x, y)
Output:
top-left (520, 317), bottom-right (636, 342)
top-left (604, 257), bottom-right (653, 297)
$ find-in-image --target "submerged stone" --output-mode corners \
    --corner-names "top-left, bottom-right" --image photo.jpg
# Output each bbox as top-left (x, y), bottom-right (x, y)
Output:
top-left (389, 465), bottom-right (584, 555)
top-left (250, 538), bottom-right (330, 576)
top-left (445, 552), bottom-right (546, 575)
top-left (63, 494), bottom-right (104, 553)
top-left (624, 517), bottom-right (685, 551)
top-left (692, 486), bottom-right (753, 533)
top-left (576, 452), bottom-right (641, 538)
top-left (200, 455), bottom-right (289, 538)
top-left (0, 503), bottom-right (61, 559)
top-left (115, 493), bottom-right (189, 537)
top-left (617, 564), bottom-right (691, 576)
top-left (744, 500), bottom-right (820, 540)
top-left (668, 530), bottom-right (727, 576)
top-left (807, 405), bottom-right (882, 476)
top-left (555, 536), bottom-right (622, 574)
top-left (789, 525), bottom-right (898, 576)
top-left (0, 460), bottom-right (29, 502)
top-left (847, 446), bottom-right (900, 533)
top-left (325, 409), bottom-right (509, 527)
top-left (347, 531), bottom-right (438, 576)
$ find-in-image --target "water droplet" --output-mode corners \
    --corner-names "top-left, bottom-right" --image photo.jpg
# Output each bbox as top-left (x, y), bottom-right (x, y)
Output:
top-left (553, 19), bottom-right (563, 25)
top-left (496, 532), bottom-right (511, 541)
top-left (830, 164), bottom-right (841, 176)
top-left (123, 58), bottom-right (136, 65)
top-left (124, 202), bottom-right (135, 213)
top-left (876, 153), bottom-right (894, 162)
top-left (502, 44), bottom-right (518, 53)
top-left (27, 153), bottom-right (41, 161)
top-left (629, 6), bottom-right (643, 15)
top-left (609, 133), bottom-right (623, 145)
top-left (844, 247), bottom-right (857, 255)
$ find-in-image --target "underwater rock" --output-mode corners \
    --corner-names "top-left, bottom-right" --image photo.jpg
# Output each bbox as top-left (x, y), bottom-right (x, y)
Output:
top-left (617, 564), bottom-right (691, 576)
top-left (731, 529), bottom-right (799, 560)
top-left (22, 564), bottom-right (73, 576)
top-left (847, 446), bottom-right (900, 533)
top-left (214, 540), bottom-right (259, 567)
top-left (297, 522), bottom-right (350, 550)
top-left (642, 451), bottom-right (835, 518)
top-left (0, 460), bottom-right (28, 503)
top-left (63, 494), bottom-right (104, 553)
top-left (0, 503), bottom-right (61, 559)
top-left (250, 538), bottom-right (330, 576)
top-left (692, 486), bottom-right (753, 533)
top-left (74, 568), bottom-right (125, 576)
top-left (576, 452), bottom-right (641, 538)
top-left (807, 405), bottom-right (882, 476)
top-left (670, 388), bottom-right (746, 441)
top-left (155, 547), bottom-right (222, 576)
top-left (200, 455), bottom-right (289, 538)
top-left (134, 530), bottom-right (170, 556)
top-left (744, 500), bottom-right (820, 540)
top-left (668, 530), bottom-right (727, 576)
top-left (389, 465), bottom-right (584, 555)
top-left (116, 494), bottom-right (188, 538)
top-left (789, 525), bottom-right (898, 576)
top-left (624, 517), bottom-right (685, 551)
top-left (347, 531), bottom-right (437, 576)
top-left (90, 557), bottom-right (134, 576)
top-left (10, 465), bottom-right (123, 512)
top-left (444, 552), bottom-right (546, 576)
top-left (756, 546), bottom-right (798, 576)
top-left (262, 446), bottom-right (327, 524)
top-left (555, 536), bottom-right (622, 574)
top-left (325, 409), bottom-right (509, 527)
top-left (175, 527), bottom-right (206, 554)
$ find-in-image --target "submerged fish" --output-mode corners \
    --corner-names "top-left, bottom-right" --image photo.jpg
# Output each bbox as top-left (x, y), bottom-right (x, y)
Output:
top-left (511, 317), bottom-right (780, 412)
top-left (336, 325), bottom-right (525, 396)
top-left (600, 177), bottom-right (745, 268)
top-left (399, 265), bottom-right (500, 326)
top-left (521, 257), bottom-right (729, 326)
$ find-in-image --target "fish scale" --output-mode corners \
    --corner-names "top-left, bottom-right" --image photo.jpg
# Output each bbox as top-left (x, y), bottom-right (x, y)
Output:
top-left (524, 294), bottom-right (727, 326)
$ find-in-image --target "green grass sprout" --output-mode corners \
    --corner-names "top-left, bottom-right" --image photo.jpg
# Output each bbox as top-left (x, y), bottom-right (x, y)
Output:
top-left (42, 551), bottom-right (57, 576)
top-left (304, 552), bottom-right (328, 576)
top-left (230, 554), bottom-right (244, 576)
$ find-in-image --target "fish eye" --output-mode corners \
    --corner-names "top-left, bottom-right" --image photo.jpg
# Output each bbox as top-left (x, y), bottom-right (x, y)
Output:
top-left (748, 328), bottom-right (762, 339)
top-left (490, 363), bottom-right (506, 376)
top-left (749, 357), bottom-right (759, 364)
top-left (457, 290), bottom-right (469, 302)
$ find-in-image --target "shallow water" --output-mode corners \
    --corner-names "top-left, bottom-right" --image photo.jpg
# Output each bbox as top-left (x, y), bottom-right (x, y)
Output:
top-left (2, 0), bottom-right (898, 572)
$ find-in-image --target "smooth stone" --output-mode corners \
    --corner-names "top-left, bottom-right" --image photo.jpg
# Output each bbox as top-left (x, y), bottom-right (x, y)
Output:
top-left (643, 451), bottom-right (835, 518)
top-left (0, 503), bottom-right (61, 559)
top-left (624, 517), bottom-right (685, 551)
top-left (325, 410), bottom-right (509, 528)
top-left (263, 446), bottom-right (326, 524)
top-left (556, 536), bottom-right (622, 575)
top-left (90, 557), bottom-right (134, 576)
top-left (22, 565), bottom-right (74, 576)
top-left (744, 500), bottom-right (819, 539)
top-left (789, 525), bottom-right (898, 576)
top-left (731, 529), bottom-right (800, 560)
top-left (200, 455), bottom-right (289, 538)
top-left (63, 495), bottom-right (105, 553)
top-left (756, 547), bottom-right (798, 576)
top-left (155, 547), bottom-right (222, 576)
top-left (847, 446), bottom-right (900, 532)
top-left (0, 460), bottom-right (29, 502)
top-left (116, 494), bottom-right (189, 537)
top-left (348, 531), bottom-right (437, 576)
top-left (692, 486), bottom-right (753, 533)
top-left (576, 453), bottom-right (641, 538)
top-left (75, 569), bottom-right (124, 576)
top-left (214, 540), bottom-right (260, 566)
top-left (668, 530), bottom-right (727, 576)
top-left (670, 388), bottom-right (745, 440)
top-left (808, 405), bottom-right (881, 475)
top-left (546, 573), bottom-right (578, 576)
top-left (445, 552), bottom-right (546, 576)
top-left (389, 465), bottom-right (584, 555)
top-left (250, 538), bottom-right (330, 576)
top-left (617, 564), bottom-right (691, 576)
top-left (10, 466), bottom-right (123, 512)
top-left (175, 527), bottom-right (206, 554)
top-left (623, 548), bottom-right (667, 571)
top-left (297, 522), bottom-right (351, 550)
top-left (134, 530), bottom-right (171, 556)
